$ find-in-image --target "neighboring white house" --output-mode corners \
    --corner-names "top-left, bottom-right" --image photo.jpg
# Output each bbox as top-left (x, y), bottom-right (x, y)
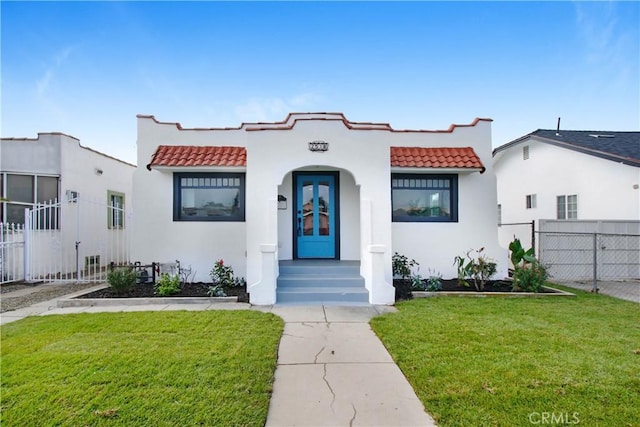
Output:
top-left (133, 112), bottom-right (507, 305)
top-left (0, 132), bottom-right (136, 281)
top-left (493, 129), bottom-right (640, 249)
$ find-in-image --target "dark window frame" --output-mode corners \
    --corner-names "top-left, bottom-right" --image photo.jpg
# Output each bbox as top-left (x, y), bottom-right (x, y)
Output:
top-left (173, 172), bottom-right (246, 222)
top-left (391, 173), bottom-right (458, 223)
top-left (1, 172), bottom-right (59, 226)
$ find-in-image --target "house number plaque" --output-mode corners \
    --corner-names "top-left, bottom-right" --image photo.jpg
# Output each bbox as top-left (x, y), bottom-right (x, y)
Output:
top-left (308, 140), bottom-right (329, 152)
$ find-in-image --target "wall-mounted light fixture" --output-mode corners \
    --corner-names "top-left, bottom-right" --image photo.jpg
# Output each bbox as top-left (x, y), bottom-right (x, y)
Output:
top-left (95, 168), bottom-right (103, 175)
top-left (278, 195), bottom-right (287, 210)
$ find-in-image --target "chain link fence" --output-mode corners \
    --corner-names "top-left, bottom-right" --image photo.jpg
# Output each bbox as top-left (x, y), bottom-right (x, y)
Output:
top-left (498, 221), bottom-right (535, 257)
top-left (537, 231), bottom-right (640, 294)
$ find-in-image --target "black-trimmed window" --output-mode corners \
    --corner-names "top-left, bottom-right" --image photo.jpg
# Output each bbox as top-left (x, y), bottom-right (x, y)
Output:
top-left (391, 174), bottom-right (458, 222)
top-left (173, 173), bottom-right (245, 221)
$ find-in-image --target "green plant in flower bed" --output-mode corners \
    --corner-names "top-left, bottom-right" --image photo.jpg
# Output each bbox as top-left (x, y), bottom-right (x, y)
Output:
top-left (509, 237), bottom-right (548, 292)
top-left (425, 270), bottom-right (443, 291)
top-left (154, 273), bottom-right (181, 296)
top-left (512, 261), bottom-right (549, 292)
top-left (392, 252), bottom-right (418, 279)
top-left (106, 267), bottom-right (137, 294)
top-left (1, 311), bottom-right (284, 426)
top-left (210, 259), bottom-right (245, 288)
top-left (453, 247), bottom-right (497, 291)
top-left (207, 284), bottom-right (226, 297)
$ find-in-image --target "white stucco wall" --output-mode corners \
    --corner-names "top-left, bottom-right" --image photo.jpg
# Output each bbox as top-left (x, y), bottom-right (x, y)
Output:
top-left (132, 118), bottom-right (248, 283)
top-left (134, 113), bottom-right (506, 303)
top-left (389, 121), bottom-right (507, 280)
top-left (1, 135), bottom-right (62, 175)
top-left (495, 139), bottom-right (640, 249)
top-left (1, 133), bottom-right (135, 275)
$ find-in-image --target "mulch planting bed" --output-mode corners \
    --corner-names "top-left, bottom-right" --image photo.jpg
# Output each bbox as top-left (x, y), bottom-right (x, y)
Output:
top-left (77, 282), bottom-right (249, 303)
top-left (394, 279), bottom-right (558, 301)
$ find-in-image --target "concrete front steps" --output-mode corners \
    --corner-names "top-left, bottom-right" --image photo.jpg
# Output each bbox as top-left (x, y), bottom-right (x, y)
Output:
top-left (276, 260), bottom-right (369, 304)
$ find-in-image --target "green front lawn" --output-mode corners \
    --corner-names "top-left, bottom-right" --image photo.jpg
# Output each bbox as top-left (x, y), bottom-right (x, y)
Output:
top-left (371, 286), bottom-right (640, 427)
top-left (1, 310), bottom-right (283, 426)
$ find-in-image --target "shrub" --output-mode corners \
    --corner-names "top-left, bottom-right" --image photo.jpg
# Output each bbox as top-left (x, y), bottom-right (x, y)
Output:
top-left (512, 261), bottom-right (548, 292)
top-left (210, 259), bottom-right (246, 288)
top-left (393, 253), bottom-right (424, 300)
top-left (508, 237), bottom-right (536, 267)
top-left (425, 270), bottom-right (443, 291)
top-left (392, 252), bottom-right (418, 279)
top-left (106, 267), bottom-right (137, 294)
top-left (154, 273), bottom-right (181, 296)
top-left (454, 248), bottom-right (497, 292)
top-left (411, 274), bottom-right (425, 291)
top-left (207, 284), bottom-right (227, 297)
top-left (508, 237), bottom-right (547, 292)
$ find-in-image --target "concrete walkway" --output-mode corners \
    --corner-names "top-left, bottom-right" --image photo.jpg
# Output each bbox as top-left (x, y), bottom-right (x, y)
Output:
top-left (1, 290), bottom-right (437, 426)
top-left (265, 305), bottom-right (437, 426)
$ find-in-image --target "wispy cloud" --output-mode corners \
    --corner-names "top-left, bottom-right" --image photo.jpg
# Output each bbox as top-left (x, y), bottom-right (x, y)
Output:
top-left (234, 92), bottom-right (325, 123)
top-left (573, 2), bottom-right (637, 86)
top-left (36, 46), bottom-right (74, 96)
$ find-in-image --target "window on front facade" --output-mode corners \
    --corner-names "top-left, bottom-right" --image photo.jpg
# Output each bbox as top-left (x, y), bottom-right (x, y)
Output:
top-left (391, 174), bottom-right (458, 222)
top-left (526, 194), bottom-right (537, 209)
top-left (1, 173), bottom-right (59, 225)
top-left (173, 173), bottom-right (245, 221)
top-left (557, 194), bottom-right (578, 220)
top-left (523, 145), bottom-right (530, 160)
top-left (108, 191), bottom-right (125, 229)
top-left (497, 204), bottom-right (502, 225)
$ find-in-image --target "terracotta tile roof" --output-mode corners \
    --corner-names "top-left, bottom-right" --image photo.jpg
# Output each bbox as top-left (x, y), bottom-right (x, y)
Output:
top-left (147, 145), bottom-right (484, 172)
top-left (147, 145), bottom-right (246, 169)
top-left (391, 147), bottom-right (485, 172)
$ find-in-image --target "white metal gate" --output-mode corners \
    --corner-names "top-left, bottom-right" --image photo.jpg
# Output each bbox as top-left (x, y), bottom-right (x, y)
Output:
top-left (1, 223), bottom-right (25, 284)
top-left (25, 195), bottom-right (131, 283)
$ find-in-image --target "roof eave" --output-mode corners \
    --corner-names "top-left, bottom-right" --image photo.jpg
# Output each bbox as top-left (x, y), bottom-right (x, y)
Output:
top-left (391, 166), bottom-right (485, 174)
top-left (147, 165), bottom-right (247, 173)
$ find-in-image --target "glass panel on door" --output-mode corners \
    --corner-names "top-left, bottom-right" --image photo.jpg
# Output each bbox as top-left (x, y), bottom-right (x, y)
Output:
top-left (295, 174), bottom-right (336, 259)
top-left (302, 181), bottom-right (314, 236)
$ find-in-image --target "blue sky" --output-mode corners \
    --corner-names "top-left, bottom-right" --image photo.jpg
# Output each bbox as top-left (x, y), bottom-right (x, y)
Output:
top-left (2, 1), bottom-right (638, 164)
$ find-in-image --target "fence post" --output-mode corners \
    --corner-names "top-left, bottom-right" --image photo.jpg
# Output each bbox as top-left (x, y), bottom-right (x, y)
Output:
top-left (76, 196), bottom-right (81, 281)
top-left (592, 233), bottom-right (598, 293)
top-left (531, 220), bottom-right (536, 255)
top-left (24, 208), bottom-right (31, 282)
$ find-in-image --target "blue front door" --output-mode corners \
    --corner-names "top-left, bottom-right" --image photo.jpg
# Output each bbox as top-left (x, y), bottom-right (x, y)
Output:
top-left (295, 173), bottom-right (337, 258)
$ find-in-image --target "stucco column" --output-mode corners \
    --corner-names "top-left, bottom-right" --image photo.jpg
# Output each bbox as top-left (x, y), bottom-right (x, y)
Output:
top-left (247, 195), bottom-right (279, 305)
top-left (361, 197), bottom-right (395, 305)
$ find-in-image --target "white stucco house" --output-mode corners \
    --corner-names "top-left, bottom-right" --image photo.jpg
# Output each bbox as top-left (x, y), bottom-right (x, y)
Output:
top-left (133, 112), bottom-right (507, 305)
top-left (0, 133), bottom-right (136, 281)
top-left (493, 129), bottom-right (640, 248)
